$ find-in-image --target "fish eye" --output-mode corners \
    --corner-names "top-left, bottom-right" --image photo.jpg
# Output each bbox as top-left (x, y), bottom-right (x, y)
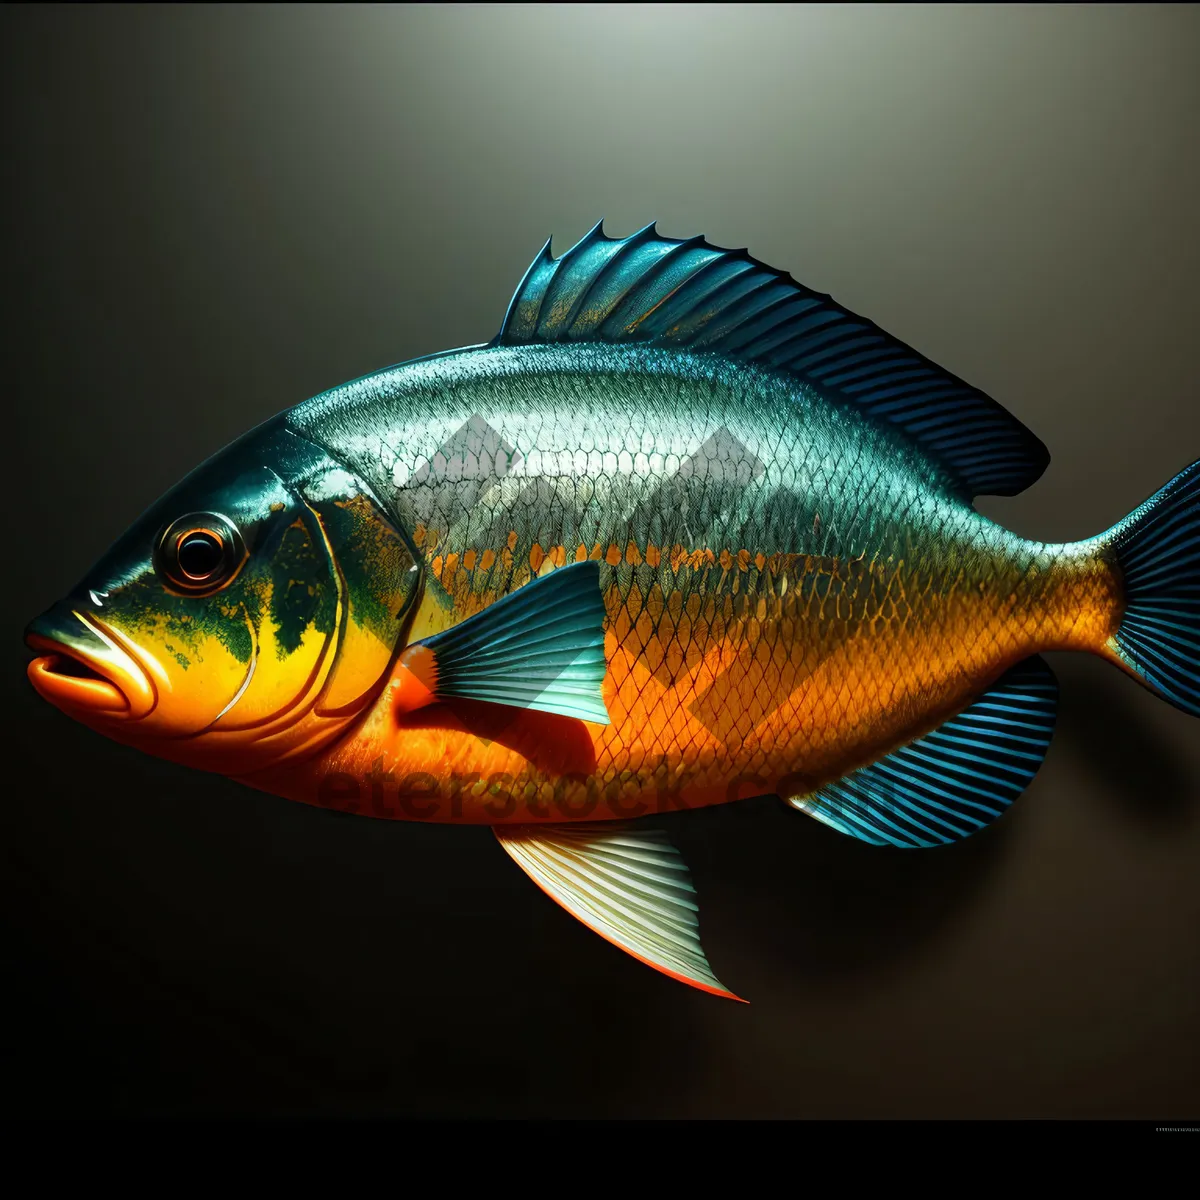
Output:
top-left (155, 512), bottom-right (246, 595)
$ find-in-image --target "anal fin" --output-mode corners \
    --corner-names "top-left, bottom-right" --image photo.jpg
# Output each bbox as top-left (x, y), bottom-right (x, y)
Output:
top-left (494, 822), bottom-right (744, 1002)
top-left (790, 656), bottom-right (1059, 848)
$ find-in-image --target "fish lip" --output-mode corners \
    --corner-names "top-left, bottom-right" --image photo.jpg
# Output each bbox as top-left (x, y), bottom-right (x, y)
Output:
top-left (24, 613), bottom-right (156, 721)
top-left (27, 636), bottom-right (130, 716)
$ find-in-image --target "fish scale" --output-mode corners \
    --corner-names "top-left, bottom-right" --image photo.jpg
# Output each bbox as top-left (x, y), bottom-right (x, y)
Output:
top-left (25, 222), bottom-right (1200, 1002)
top-left (288, 341), bottom-right (1087, 806)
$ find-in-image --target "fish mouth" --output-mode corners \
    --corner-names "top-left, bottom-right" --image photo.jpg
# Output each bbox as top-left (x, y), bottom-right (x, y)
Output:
top-left (25, 609), bottom-right (156, 720)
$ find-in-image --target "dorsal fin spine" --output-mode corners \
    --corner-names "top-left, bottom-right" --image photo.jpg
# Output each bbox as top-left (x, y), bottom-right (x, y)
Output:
top-left (574, 224), bottom-right (681, 339)
top-left (754, 311), bottom-right (848, 364)
top-left (616, 249), bottom-right (729, 336)
top-left (494, 237), bottom-right (553, 345)
top-left (587, 223), bottom-right (674, 332)
top-left (556, 230), bottom-right (626, 337)
top-left (539, 220), bottom-right (619, 340)
top-left (666, 264), bottom-right (764, 333)
top-left (845, 366), bottom-right (939, 392)
top-left (691, 275), bottom-right (785, 345)
top-left (832, 365), bottom-right (929, 391)
top-left (800, 332), bottom-right (882, 369)
top-left (724, 296), bottom-right (823, 356)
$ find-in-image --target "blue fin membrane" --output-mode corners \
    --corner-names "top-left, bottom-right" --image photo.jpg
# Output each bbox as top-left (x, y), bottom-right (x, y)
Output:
top-left (415, 560), bottom-right (611, 724)
top-left (1108, 459), bottom-right (1200, 716)
top-left (790, 656), bottom-right (1059, 848)
top-left (496, 221), bottom-right (1049, 499)
top-left (494, 822), bottom-right (743, 1001)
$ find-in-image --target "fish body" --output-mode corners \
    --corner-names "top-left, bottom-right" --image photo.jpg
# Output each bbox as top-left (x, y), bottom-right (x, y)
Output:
top-left (26, 223), bottom-right (1200, 1000)
top-left (263, 341), bottom-right (1116, 824)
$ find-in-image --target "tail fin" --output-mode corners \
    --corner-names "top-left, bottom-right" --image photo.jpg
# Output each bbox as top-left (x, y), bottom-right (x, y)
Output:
top-left (1107, 460), bottom-right (1200, 716)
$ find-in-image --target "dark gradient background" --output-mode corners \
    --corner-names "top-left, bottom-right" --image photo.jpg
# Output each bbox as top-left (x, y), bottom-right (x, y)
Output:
top-left (3, 4), bottom-right (1199, 1119)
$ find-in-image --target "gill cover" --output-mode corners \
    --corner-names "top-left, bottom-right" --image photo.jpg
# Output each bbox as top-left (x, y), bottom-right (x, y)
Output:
top-left (196, 425), bottom-right (421, 770)
top-left (30, 418), bottom-right (419, 775)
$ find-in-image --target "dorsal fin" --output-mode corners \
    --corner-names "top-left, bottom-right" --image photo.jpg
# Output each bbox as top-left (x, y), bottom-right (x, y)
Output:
top-left (494, 221), bottom-right (1049, 499)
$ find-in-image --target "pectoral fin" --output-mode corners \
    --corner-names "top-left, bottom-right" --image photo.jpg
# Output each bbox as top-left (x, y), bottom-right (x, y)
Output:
top-left (790, 655), bottom-right (1059, 848)
top-left (495, 822), bottom-right (744, 1002)
top-left (400, 560), bottom-right (610, 724)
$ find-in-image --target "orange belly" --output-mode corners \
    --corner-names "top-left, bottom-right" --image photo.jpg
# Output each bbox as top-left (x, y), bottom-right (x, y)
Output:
top-left (241, 544), bottom-right (1121, 823)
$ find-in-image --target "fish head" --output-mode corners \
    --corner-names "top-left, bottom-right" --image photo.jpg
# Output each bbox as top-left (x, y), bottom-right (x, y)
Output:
top-left (25, 419), bottom-right (420, 776)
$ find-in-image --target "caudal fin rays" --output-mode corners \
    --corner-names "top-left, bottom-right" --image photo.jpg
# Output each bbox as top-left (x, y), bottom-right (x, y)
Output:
top-left (1104, 459), bottom-right (1200, 716)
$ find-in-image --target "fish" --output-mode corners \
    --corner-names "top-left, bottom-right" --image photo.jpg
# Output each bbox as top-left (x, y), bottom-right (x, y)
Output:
top-left (25, 221), bottom-right (1200, 1002)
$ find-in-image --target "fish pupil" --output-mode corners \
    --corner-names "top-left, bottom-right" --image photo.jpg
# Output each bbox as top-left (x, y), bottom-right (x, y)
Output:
top-left (178, 531), bottom-right (224, 579)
